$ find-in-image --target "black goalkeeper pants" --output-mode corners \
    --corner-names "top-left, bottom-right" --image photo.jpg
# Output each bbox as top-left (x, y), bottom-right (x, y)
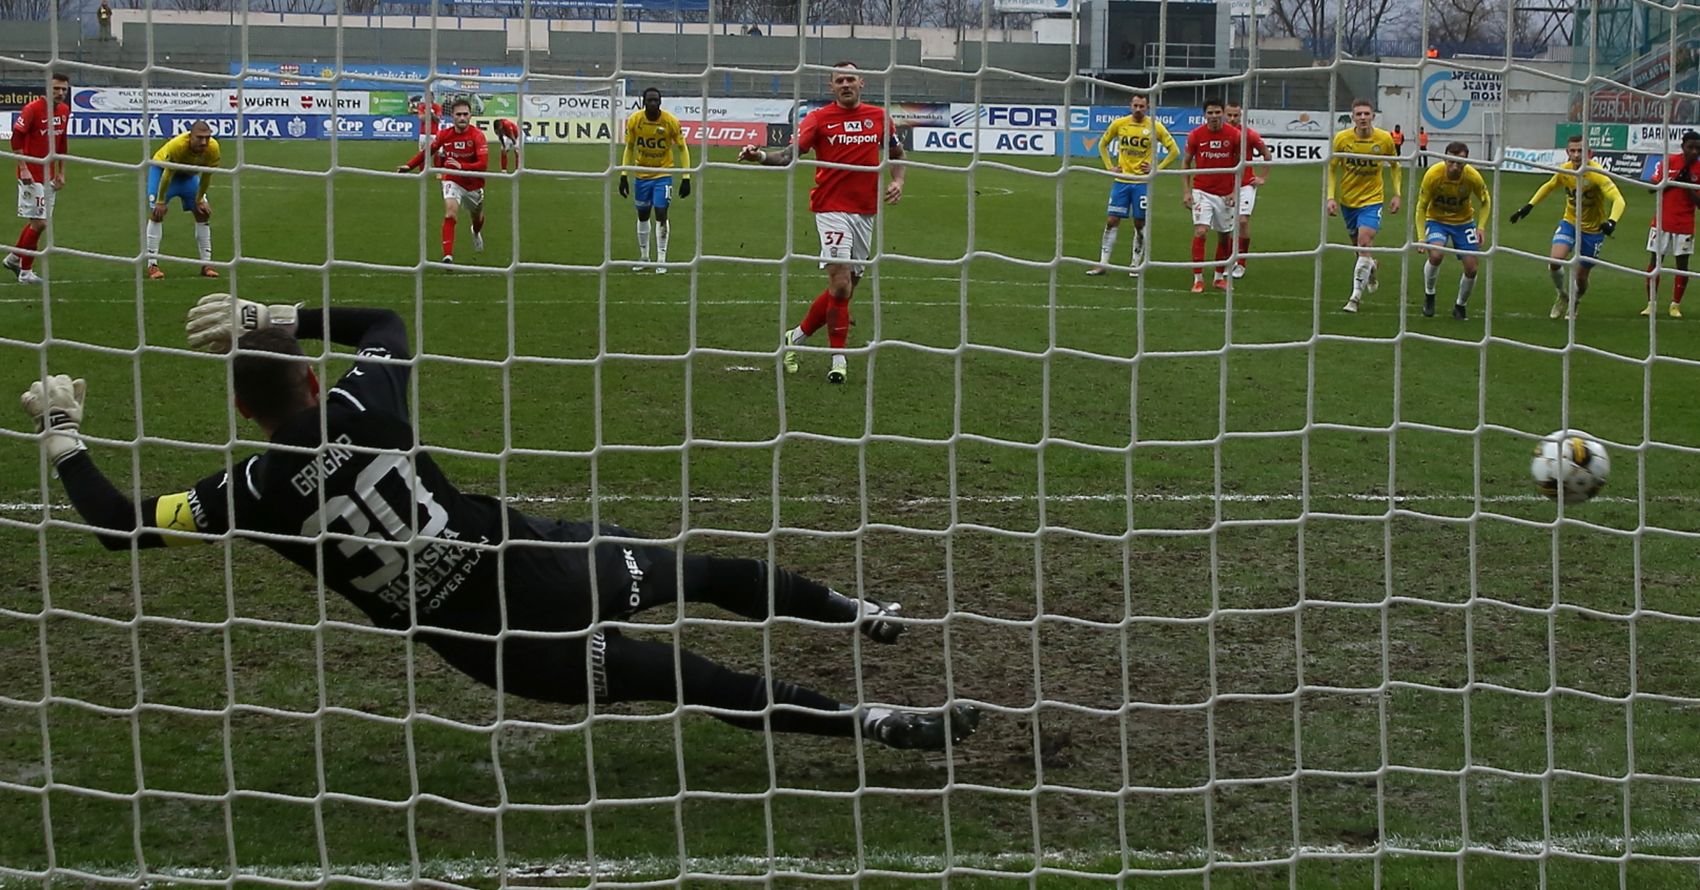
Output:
top-left (424, 524), bottom-right (868, 738)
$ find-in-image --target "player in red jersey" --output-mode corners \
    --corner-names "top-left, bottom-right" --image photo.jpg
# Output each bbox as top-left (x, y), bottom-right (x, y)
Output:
top-left (1182, 98), bottom-right (1245, 293)
top-left (414, 95), bottom-right (443, 152)
top-left (5, 72), bottom-right (70, 285)
top-left (738, 62), bottom-right (905, 384)
top-left (1644, 130), bottom-right (1700, 318)
top-left (493, 117), bottom-right (521, 171)
top-left (396, 98), bottom-right (489, 264)
top-left (1223, 101), bottom-right (1272, 279)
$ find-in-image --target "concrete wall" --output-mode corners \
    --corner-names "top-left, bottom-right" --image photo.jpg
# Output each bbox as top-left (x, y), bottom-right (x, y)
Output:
top-left (1376, 59), bottom-right (1574, 156)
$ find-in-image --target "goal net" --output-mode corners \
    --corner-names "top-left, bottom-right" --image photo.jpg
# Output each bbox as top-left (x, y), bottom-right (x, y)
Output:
top-left (3, 0), bottom-right (1699, 885)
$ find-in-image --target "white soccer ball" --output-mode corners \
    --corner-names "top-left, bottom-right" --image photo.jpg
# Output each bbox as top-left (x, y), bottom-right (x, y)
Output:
top-left (1530, 429), bottom-right (1610, 503)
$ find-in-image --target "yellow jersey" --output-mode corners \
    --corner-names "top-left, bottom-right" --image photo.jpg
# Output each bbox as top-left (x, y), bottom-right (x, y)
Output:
top-left (1417, 163), bottom-right (1490, 226)
top-left (1527, 160), bottom-right (1627, 234)
top-left (1328, 127), bottom-right (1400, 208)
top-left (150, 131), bottom-right (221, 203)
top-left (622, 110), bottom-right (690, 180)
top-left (1098, 115), bottom-right (1179, 182)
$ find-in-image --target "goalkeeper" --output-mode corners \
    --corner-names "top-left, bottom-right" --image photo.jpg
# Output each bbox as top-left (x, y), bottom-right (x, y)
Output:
top-left (18, 298), bottom-right (980, 752)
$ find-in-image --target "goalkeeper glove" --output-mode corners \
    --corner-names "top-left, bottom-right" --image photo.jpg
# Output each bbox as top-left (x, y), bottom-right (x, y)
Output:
top-left (679, 176), bottom-right (691, 198)
top-left (184, 292), bottom-right (301, 353)
top-left (618, 175), bottom-right (630, 198)
top-left (1509, 204), bottom-right (1533, 224)
top-left (1601, 219), bottom-right (1617, 237)
top-left (19, 374), bottom-right (87, 466)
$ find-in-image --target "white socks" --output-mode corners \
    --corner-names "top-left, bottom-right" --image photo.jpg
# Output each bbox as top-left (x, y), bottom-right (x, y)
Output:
top-left (194, 222), bottom-right (212, 263)
top-left (1099, 226), bottom-right (1118, 265)
top-left (1131, 230), bottom-right (1145, 264)
top-left (656, 220), bottom-right (669, 263)
top-left (1351, 256), bottom-right (1374, 299)
top-left (636, 219), bottom-right (650, 261)
top-left (1422, 260), bottom-right (1440, 295)
top-left (1457, 273), bottom-right (1477, 306)
top-left (145, 220), bottom-right (162, 262)
top-left (1549, 265), bottom-right (1566, 297)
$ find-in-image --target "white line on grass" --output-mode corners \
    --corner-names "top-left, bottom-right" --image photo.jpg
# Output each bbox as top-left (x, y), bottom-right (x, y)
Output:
top-left (0, 268), bottom-right (1592, 323)
top-left (0, 490), bottom-right (1684, 515)
top-left (12, 833), bottom-right (1700, 884)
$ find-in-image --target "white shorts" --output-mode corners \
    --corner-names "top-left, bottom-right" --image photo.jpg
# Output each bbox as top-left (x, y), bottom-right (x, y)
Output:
top-left (1237, 184), bottom-right (1257, 217)
top-left (16, 181), bottom-right (52, 221)
top-left (1191, 190), bottom-right (1235, 233)
top-left (1647, 227), bottom-right (1695, 257)
top-left (442, 181), bottom-right (485, 216)
top-left (816, 210), bottom-right (875, 271)
top-left (498, 133), bottom-right (518, 153)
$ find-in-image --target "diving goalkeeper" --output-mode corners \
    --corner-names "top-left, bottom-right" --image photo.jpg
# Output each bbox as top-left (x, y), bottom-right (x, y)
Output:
top-left (18, 298), bottom-right (980, 751)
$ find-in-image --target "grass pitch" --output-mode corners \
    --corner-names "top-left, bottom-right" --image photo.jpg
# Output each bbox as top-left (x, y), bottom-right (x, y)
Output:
top-left (2, 140), bottom-right (1700, 887)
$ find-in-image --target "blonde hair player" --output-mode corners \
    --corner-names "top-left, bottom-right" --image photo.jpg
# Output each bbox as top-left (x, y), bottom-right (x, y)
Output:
top-left (1508, 134), bottom-right (1627, 320)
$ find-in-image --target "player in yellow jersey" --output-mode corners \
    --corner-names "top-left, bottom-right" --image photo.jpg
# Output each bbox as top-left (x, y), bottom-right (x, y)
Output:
top-left (1089, 93), bottom-right (1178, 276)
top-left (1326, 99), bottom-right (1401, 312)
top-left (144, 120), bottom-right (221, 280)
top-left (619, 87), bottom-right (692, 273)
top-left (1508, 134), bottom-right (1628, 319)
top-left (1415, 142), bottom-right (1491, 320)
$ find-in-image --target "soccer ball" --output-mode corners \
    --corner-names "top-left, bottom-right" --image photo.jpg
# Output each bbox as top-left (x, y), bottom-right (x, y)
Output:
top-left (1530, 430), bottom-right (1610, 503)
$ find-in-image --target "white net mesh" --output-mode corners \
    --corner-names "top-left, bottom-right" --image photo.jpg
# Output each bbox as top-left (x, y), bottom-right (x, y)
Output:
top-left (4, 0), bottom-right (1700, 885)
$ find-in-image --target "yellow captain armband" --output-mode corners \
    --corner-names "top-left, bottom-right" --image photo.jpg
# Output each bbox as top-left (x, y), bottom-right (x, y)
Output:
top-left (154, 491), bottom-right (204, 546)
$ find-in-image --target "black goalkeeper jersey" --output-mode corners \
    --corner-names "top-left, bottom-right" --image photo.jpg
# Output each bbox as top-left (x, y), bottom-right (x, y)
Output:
top-left (172, 310), bottom-right (536, 631)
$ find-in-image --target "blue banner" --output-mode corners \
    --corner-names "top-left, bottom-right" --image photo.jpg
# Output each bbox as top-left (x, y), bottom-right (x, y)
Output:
top-left (65, 112), bottom-right (417, 140)
top-left (230, 62), bottom-right (523, 91)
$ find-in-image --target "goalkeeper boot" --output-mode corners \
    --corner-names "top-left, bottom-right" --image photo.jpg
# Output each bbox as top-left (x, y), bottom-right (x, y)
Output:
top-left (1423, 293), bottom-right (1436, 317)
top-left (828, 355), bottom-right (848, 385)
top-left (859, 599), bottom-right (904, 644)
top-left (1672, 303), bottom-right (1684, 319)
top-left (200, 265), bottom-right (220, 279)
top-left (781, 329), bottom-right (802, 374)
top-left (1452, 303), bottom-right (1467, 320)
top-left (870, 702), bottom-right (982, 751)
top-left (147, 264), bottom-right (165, 280)
top-left (2, 253), bottom-right (18, 279)
top-left (18, 269), bottom-right (43, 285)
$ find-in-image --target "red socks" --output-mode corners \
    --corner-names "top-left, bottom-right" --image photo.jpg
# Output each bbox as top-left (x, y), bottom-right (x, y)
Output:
top-left (1677, 274), bottom-right (1689, 304)
top-left (1191, 235), bottom-right (1206, 275)
top-left (800, 288), bottom-right (833, 337)
top-left (440, 218), bottom-right (456, 257)
top-left (826, 296), bottom-right (851, 349)
top-left (15, 225), bottom-right (40, 271)
top-left (1238, 235), bottom-right (1251, 268)
top-left (1215, 236), bottom-right (1233, 271)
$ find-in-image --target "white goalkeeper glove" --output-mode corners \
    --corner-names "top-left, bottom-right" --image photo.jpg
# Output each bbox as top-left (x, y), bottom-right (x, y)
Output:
top-left (19, 374), bottom-right (87, 466)
top-left (184, 292), bottom-right (300, 353)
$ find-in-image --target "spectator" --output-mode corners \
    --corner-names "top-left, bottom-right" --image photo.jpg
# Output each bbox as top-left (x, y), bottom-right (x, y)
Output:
top-left (747, 24), bottom-right (763, 36)
top-left (97, 0), bottom-right (113, 41)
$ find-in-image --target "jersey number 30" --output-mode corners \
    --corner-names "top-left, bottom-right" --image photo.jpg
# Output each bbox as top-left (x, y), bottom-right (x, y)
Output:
top-left (300, 454), bottom-right (450, 595)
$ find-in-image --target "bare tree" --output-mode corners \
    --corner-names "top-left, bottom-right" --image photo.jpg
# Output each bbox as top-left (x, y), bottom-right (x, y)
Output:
top-left (1263, 0), bottom-right (1330, 56)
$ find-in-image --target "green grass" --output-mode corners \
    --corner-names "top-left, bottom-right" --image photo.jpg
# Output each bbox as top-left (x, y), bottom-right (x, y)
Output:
top-left (2, 140), bottom-right (1700, 887)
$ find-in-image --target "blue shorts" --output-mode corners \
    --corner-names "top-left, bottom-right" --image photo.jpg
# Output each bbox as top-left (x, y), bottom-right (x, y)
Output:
top-left (1342, 203), bottom-right (1383, 239)
top-left (146, 166), bottom-right (202, 211)
top-left (1424, 220), bottom-right (1482, 253)
top-left (634, 176), bottom-right (672, 211)
top-left (1107, 181), bottom-right (1148, 220)
top-left (1552, 220), bottom-right (1605, 266)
